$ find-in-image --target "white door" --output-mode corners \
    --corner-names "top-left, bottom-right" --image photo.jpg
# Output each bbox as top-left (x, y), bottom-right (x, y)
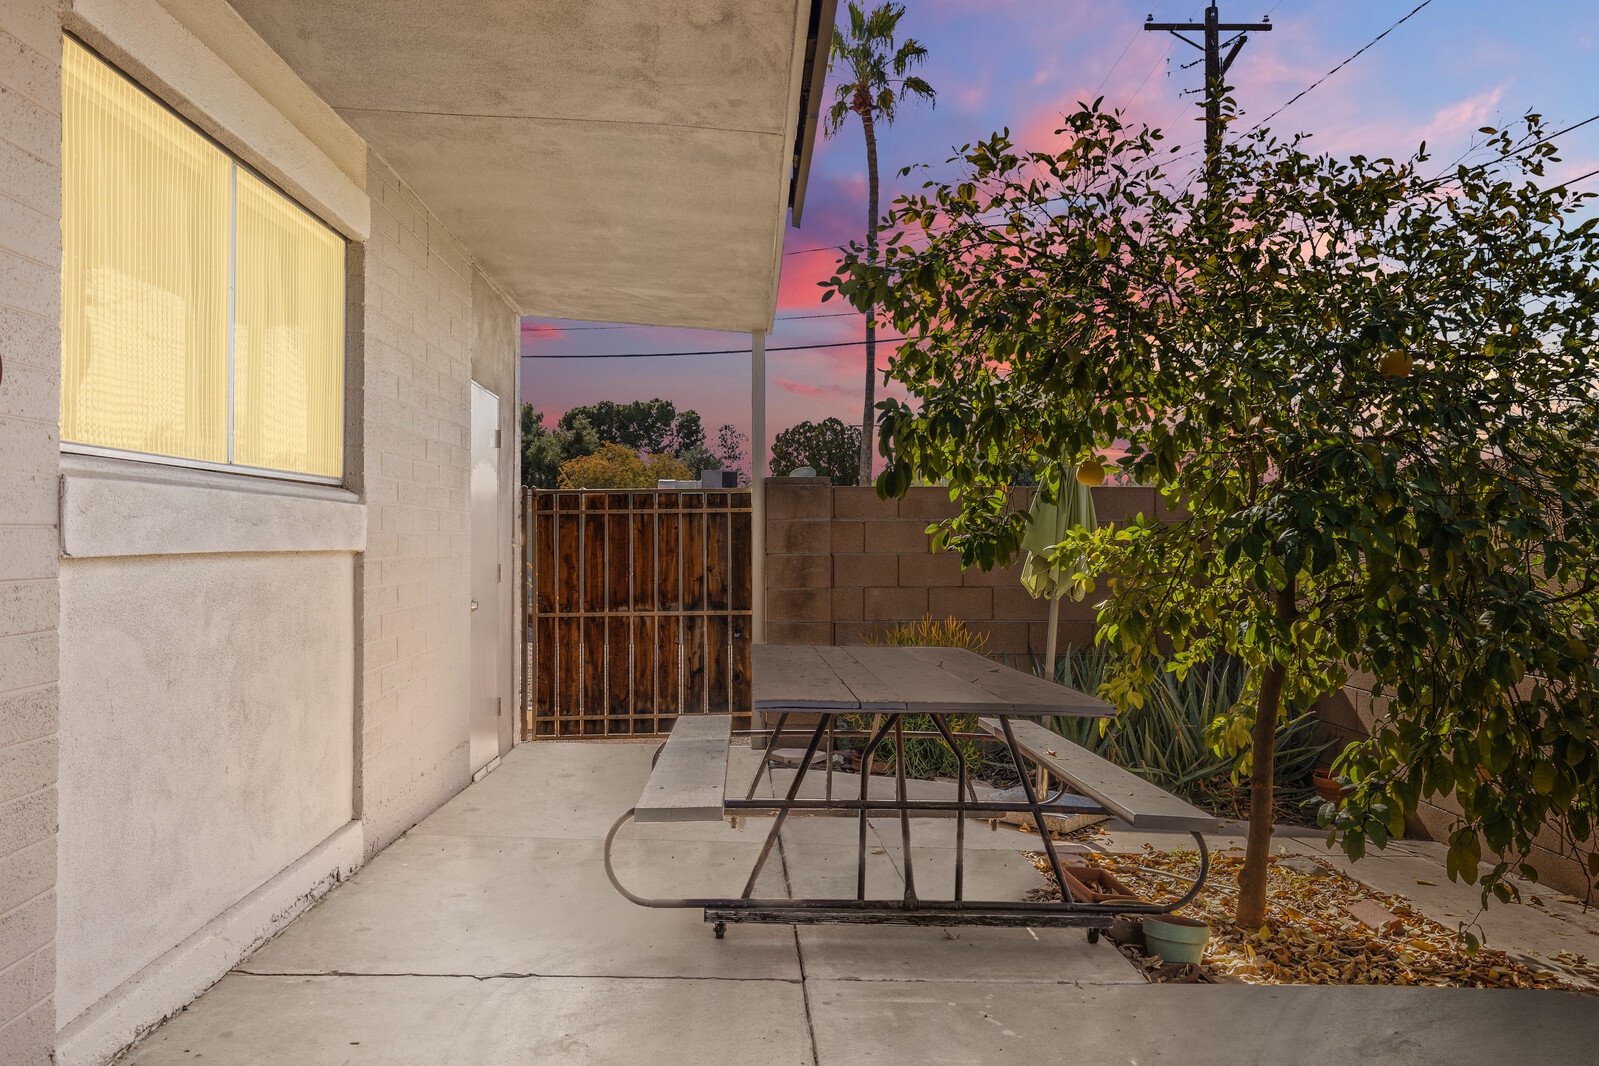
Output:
top-left (469, 382), bottom-right (503, 773)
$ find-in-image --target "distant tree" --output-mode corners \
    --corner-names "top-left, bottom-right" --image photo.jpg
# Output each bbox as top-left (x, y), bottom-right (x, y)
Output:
top-left (770, 418), bottom-right (862, 484)
top-left (825, 1), bottom-right (934, 485)
top-left (715, 424), bottom-right (751, 484)
top-left (521, 404), bottom-right (599, 489)
top-left (556, 443), bottom-right (693, 489)
top-left (559, 399), bottom-right (704, 458)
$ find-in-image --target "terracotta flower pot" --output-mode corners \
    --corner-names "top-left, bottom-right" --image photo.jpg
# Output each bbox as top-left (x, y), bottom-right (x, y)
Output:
top-left (1313, 769), bottom-right (1345, 804)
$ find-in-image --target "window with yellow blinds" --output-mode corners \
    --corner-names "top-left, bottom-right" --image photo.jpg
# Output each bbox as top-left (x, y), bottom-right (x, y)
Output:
top-left (61, 38), bottom-right (346, 482)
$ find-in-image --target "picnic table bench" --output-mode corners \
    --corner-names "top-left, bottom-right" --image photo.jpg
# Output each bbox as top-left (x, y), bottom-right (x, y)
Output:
top-left (605, 645), bottom-right (1219, 938)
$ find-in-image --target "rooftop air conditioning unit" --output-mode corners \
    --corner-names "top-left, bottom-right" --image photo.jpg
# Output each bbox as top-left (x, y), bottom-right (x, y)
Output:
top-left (700, 470), bottom-right (739, 489)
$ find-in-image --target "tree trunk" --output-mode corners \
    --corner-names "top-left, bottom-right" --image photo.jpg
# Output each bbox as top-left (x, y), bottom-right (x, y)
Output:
top-left (858, 105), bottom-right (880, 485)
top-left (1233, 577), bottom-right (1297, 930)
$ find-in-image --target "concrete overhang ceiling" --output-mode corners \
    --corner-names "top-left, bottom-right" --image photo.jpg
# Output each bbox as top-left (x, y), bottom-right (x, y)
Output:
top-left (226, 0), bottom-right (832, 332)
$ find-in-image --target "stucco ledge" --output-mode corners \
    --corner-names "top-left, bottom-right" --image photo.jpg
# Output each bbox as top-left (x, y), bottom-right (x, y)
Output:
top-left (61, 455), bottom-right (366, 558)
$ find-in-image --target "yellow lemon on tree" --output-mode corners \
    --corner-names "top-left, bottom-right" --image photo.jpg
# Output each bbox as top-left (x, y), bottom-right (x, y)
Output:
top-left (1076, 458), bottom-right (1106, 487)
top-left (1379, 349), bottom-right (1413, 378)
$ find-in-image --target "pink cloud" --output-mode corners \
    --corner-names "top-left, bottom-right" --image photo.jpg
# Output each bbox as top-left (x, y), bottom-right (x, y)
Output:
top-left (776, 377), bottom-right (851, 399)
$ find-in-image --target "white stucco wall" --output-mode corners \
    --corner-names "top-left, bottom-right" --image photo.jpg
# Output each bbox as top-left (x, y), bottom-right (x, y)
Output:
top-left (56, 546), bottom-right (356, 1023)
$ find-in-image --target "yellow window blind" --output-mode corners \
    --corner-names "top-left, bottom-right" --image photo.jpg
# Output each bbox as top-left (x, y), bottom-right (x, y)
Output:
top-left (233, 169), bottom-right (345, 478)
top-left (61, 37), bottom-right (231, 464)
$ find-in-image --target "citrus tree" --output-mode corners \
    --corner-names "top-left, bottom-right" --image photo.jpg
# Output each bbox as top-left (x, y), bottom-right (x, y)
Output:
top-left (826, 102), bottom-right (1599, 929)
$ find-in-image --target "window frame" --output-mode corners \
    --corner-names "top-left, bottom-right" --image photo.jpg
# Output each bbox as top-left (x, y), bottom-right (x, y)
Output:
top-left (61, 36), bottom-right (349, 488)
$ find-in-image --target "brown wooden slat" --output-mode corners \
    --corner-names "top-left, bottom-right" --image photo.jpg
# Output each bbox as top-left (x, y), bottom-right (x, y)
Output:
top-left (730, 506), bottom-right (752, 613)
top-left (705, 508), bottom-right (730, 612)
top-left (607, 511), bottom-right (631, 612)
top-left (607, 616), bottom-right (631, 722)
top-left (657, 615), bottom-right (682, 719)
top-left (682, 506), bottom-right (705, 612)
top-left (730, 615), bottom-right (752, 728)
top-left (535, 513), bottom-right (555, 614)
top-left (582, 508), bottom-right (606, 614)
top-left (657, 507), bottom-right (681, 609)
top-left (582, 617), bottom-right (606, 734)
top-left (556, 616), bottom-right (581, 722)
top-left (706, 615), bottom-right (730, 714)
top-left (630, 505), bottom-right (655, 612)
top-left (555, 511), bottom-right (580, 614)
top-left (535, 617), bottom-right (555, 716)
top-left (632, 615), bottom-right (656, 723)
top-left (682, 613), bottom-right (706, 714)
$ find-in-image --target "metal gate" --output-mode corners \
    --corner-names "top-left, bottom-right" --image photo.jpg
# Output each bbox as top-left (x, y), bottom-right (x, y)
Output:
top-left (523, 488), bottom-right (753, 738)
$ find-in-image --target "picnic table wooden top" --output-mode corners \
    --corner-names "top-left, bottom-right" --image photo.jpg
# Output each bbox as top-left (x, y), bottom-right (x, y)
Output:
top-left (752, 644), bottom-right (1113, 719)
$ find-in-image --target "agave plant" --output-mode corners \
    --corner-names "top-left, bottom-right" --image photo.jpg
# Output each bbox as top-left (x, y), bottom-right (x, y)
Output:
top-left (1048, 646), bottom-right (1325, 815)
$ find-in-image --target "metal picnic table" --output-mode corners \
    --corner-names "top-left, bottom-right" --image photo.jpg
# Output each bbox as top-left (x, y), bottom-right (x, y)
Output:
top-left (604, 644), bottom-right (1219, 938)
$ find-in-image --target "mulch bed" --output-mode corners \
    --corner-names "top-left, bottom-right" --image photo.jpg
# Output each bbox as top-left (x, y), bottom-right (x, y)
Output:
top-left (1026, 846), bottom-right (1599, 991)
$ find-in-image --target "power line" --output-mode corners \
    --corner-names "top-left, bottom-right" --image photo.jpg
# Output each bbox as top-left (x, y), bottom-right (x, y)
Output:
top-left (1248, 0), bottom-right (1434, 131)
top-left (1427, 112), bottom-right (1599, 184)
top-left (521, 338), bottom-right (907, 360)
top-left (1553, 164), bottom-right (1599, 192)
top-left (1127, 39), bottom-right (1174, 110)
top-left (785, 242), bottom-right (848, 256)
top-left (1094, 2), bottom-right (1161, 99)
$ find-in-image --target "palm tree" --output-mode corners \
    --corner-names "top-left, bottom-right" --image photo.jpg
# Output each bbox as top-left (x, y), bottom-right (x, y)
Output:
top-left (825, 2), bottom-right (934, 484)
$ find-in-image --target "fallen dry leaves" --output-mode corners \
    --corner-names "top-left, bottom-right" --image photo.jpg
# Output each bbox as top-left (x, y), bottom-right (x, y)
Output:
top-left (1028, 848), bottom-right (1599, 991)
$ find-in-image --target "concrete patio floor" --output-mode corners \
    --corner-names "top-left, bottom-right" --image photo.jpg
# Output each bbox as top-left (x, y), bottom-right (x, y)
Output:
top-left (118, 741), bottom-right (1599, 1065)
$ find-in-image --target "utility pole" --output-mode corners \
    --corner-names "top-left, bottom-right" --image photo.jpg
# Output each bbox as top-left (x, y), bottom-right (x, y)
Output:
top-left (1145, 5), bottom-right (1272, 176)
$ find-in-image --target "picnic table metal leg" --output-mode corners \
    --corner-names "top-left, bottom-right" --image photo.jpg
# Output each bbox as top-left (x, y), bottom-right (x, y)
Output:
top-left (998, 715), bottom-right (1076, 903)
top-left (854, 714), bottom-right (898, 900)
top-left (825, 716), bottom-right (834, 802)
top-left (739, 716), bottom-right (828, 900)
top-left (894, 716), bottom-right (918, 906)
top-left (744, 711), bottom-right (790, 801)
top-left (925, 713), bottom-right (968, 902)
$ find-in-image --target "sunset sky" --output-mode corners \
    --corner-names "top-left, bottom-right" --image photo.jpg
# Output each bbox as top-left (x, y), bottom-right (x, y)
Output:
top-left (519, 0), bottom-right (1599, 469)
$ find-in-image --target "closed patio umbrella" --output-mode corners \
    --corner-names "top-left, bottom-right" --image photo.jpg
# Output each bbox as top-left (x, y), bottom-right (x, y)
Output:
top-left (1020, 468), bottom-right (1098, 680)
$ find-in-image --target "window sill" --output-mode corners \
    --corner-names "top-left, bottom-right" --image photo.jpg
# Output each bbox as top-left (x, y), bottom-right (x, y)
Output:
top-left (60, 454), bottom-right (366, 559)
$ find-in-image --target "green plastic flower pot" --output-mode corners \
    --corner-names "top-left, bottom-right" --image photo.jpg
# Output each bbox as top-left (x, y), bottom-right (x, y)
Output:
top-left (1141, 914), bottom-right (1209, 964)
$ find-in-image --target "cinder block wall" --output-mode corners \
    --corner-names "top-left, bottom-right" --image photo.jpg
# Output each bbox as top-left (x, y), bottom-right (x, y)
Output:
top-left (355, 156), bottom-right (479, 856)
top-left (763, 478), bottom-right (1161, 657)
top-left (1318, 675), bottom-right (1599, 904)
top-left (0, 2), bottom-right (61, 1062)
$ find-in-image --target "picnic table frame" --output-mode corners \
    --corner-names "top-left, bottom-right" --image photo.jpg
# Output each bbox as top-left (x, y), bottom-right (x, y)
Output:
top-left (604, 645), bottom-right (1216, 938)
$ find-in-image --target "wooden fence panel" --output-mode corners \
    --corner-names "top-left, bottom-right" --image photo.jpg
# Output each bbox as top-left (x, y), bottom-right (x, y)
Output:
top-left (525, 488), bottom-right (752, 738)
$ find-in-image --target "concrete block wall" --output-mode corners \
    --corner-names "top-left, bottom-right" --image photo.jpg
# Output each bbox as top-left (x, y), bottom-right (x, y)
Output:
top-left (0, 2), bottom-right (61, 1063)
top-left (355, 156), bottom-right (477, 855)
top-left (763, 479), bottom-right (1161, 657)
top-left (1317, 674), bottom-right (1599, 904)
